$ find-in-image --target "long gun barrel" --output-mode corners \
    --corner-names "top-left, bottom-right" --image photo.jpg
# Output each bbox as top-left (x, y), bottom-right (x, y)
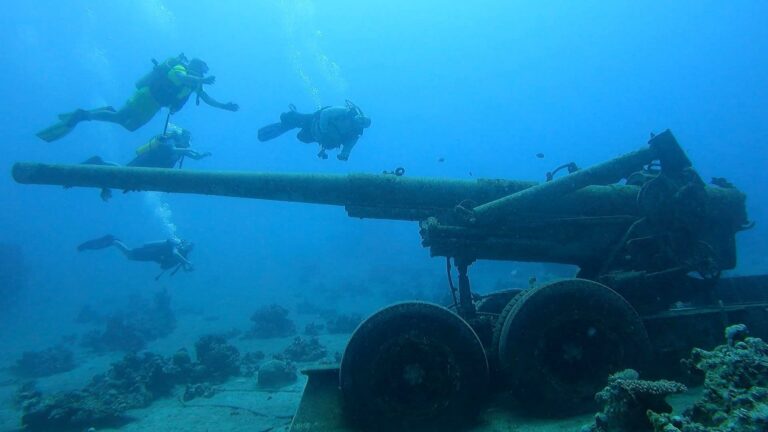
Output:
top-left (11, 163), bottom-right (536, 221)
top-left (10, 130), bottom-right (748, 274)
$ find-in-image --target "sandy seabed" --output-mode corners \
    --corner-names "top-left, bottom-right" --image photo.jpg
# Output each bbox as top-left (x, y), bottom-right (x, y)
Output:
top-left (0, 309), bottom-right (696, 432)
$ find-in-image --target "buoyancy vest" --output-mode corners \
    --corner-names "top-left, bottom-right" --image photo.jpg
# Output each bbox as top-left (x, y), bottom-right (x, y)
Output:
top-left (135, 135), bottom-right (165, 156)
top-left (314, 107), bottom-right (360, 148)
top-left (135, 57), bottom-right (196, 110)
top-left (132, 136), bottom-right (179, 168)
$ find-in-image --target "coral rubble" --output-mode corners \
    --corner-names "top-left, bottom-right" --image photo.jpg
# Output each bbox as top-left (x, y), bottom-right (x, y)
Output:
top-left (583, 369), bottom-right (687, 432)
top-left (246, 304), bottom-right (297, 338)
top-left (193, 334), bottom-right (241, 382)
top-left (276, 336), bottom-right (328, 362)
top-left (13, 346), bottom-right (76, 378)
top-left (20, 352), bottom-right (179, 431)
top-left (649, 324), bottom-right (768, 432)
top-left (81, 290), bottom-right (176, 352)
top-left (241, 351), bottom-right (266, 377)
top-left (584, 324), bottom-right (768, 432)
top-left (19, 335), bottom-right (242, 431)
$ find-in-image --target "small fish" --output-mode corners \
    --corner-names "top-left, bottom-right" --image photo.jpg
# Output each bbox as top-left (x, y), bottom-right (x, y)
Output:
top-left (437, 157), bottom-right (445, 163)
top-left (536, 153), bottom-right (545, 159)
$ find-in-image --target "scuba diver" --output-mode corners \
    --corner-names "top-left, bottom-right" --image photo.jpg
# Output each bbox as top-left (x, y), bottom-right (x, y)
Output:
top-left (258, 100), bottom-right (371, 161)
top-left (77, 235), bottom-right (195, 278)
top-left (74, 124), bottom-right (211, 201)
top-left (37, 54), bottom-right (239, 142)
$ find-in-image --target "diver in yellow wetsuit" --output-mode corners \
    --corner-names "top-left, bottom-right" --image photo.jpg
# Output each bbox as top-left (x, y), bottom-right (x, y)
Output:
top-left (37, 55), bottom-right (239, 142)
top-left (76, 124), bottom-right (211, 201)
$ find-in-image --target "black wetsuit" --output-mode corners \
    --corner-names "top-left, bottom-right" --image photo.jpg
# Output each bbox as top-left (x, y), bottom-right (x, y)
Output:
top-left (283, 107), bottom-right (362, 150)
top-left (127, 240), bottom-right (184, 269)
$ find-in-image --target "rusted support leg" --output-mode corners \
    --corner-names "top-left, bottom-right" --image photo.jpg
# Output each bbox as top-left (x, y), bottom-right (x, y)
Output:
top-left (455, 258), bottom-right (476, 318)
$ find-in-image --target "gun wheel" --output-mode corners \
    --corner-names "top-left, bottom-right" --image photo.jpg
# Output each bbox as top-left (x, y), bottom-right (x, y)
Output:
top-left (476, 288), bottom-right (524, 314)
top-left (340, 301), bottom-right (488, 430)
top-left (497, 279), bottom-right (650, 416)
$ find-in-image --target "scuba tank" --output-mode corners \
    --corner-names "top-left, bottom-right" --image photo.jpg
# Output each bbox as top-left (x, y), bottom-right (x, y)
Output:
top-left (135, 136), bottom-right (164, 156)
top-left (135, 53), bottom-right (188, 89)
top-left (136, 124), bottom-right (186, 156)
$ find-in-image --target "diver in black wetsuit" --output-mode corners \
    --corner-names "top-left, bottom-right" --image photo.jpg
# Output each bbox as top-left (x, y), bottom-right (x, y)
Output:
top-left (257, 100), bottom-right (371, 161)
top-left (77, 235), bottom-right (195, 277)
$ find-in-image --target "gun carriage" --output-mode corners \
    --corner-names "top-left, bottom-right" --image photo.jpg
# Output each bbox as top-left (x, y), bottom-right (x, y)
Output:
top-left (13, 130), bottom-right (766, 430)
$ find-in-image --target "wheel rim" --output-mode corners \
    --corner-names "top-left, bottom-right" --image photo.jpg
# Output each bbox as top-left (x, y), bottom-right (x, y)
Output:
top-left (340, 301), bottom-right (488, 428)
top-left (497, 279), bottom-right (650, 416)
top-left (371, 331), bottom-right (460, 415)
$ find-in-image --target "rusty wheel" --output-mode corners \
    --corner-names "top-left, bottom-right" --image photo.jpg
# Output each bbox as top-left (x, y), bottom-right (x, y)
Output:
top-left (340, 301), bottom-right (488, 430)
top-left (476, 289), bottom-right (524, 314)
top-left (497, 279), bottom-right (650, 416)
top-left (486, 288), bottom-right (528, 383)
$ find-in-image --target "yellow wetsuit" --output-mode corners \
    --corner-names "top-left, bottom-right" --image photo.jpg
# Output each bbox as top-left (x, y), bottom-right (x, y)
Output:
top-left (121, 65), bottom-right (198, 130)
top-left (164, 65), bottom-right (198, 112)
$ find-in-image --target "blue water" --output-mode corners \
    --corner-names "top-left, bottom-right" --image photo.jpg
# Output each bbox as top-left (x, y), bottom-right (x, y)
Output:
top-left (1, 1), bottom-right (767, 429)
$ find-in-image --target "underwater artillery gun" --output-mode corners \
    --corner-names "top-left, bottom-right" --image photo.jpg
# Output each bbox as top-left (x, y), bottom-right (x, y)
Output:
top-left (12, 130), bottom-right (767, 429)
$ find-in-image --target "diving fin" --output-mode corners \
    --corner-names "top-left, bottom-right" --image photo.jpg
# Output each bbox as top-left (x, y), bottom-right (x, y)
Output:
top-left (82, 156), bottom-right (106, 165)
top-left (258, 122), bottom-right (293, 142)
top-left (36, 121), bottom-right (76, 143)
top-left (57, 106), bottom-right (115, 122)
top-left (81, 156), bottom-right (120, 167)
top-left (77, 235), bottom-right (117, 252)
top-left (38, 106), bottom-right (116, 143)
